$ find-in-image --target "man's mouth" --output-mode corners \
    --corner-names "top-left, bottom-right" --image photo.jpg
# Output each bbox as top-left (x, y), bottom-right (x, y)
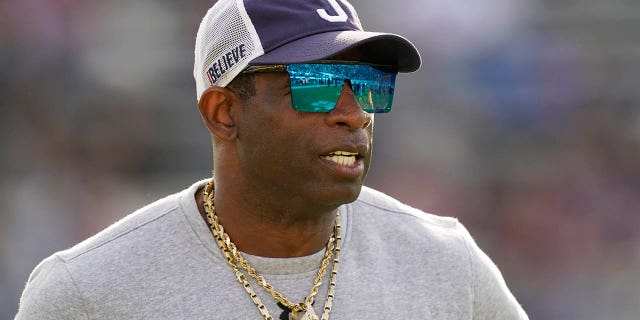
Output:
top-left (320, 151), bottom-right (360, 166)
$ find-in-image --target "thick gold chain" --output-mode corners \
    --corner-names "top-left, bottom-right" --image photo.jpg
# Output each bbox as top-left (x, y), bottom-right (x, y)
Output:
top-left (203, 180), bottom-right (340, 320)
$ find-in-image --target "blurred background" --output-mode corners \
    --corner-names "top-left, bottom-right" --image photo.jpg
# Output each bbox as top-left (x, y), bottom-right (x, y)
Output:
top-left (1, 0), bottom-right (639, 318)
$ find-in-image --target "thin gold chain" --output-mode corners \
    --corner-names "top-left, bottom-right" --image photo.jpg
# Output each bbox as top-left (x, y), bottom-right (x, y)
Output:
top-left (203, 179), bottom-right (340, 320)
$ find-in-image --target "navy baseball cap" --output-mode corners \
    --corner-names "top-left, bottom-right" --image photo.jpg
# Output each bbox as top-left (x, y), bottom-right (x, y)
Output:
top-left (194, 0), bottom-right (421, 101)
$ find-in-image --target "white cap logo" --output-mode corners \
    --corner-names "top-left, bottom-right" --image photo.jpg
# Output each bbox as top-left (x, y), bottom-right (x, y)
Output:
top-left (317, 0), bottom-right (348, 22)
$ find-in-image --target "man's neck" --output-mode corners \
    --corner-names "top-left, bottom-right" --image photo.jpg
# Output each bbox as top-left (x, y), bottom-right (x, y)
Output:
top-left (195, 186), bottom-right (337, 258)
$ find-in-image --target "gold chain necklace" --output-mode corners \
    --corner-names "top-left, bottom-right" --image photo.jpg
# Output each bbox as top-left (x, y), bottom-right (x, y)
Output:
top-left (203, 180), bottom-right (341, 320)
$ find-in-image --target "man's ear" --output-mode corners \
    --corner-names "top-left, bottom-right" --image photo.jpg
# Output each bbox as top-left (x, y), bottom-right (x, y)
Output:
top-left (198, 87), bottom-right (240, 141)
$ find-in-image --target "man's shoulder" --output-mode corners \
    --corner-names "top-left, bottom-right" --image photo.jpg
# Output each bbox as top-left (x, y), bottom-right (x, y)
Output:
top-left (56, 189), bottom-right (185, 264)
top-left (354, 186), bottom-right (459, 230)
top-left (348, 186), bottom-right (474, 275)
top-left (16, 183), bottom-right (206, 318)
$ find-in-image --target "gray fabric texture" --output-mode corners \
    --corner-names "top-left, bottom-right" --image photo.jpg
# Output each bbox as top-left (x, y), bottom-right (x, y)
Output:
top-left (15, 180), bottom-right (528, 319)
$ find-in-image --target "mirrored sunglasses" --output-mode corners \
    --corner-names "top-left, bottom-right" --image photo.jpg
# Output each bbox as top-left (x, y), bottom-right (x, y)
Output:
top-left (242, 62), bottom-right (397, 113)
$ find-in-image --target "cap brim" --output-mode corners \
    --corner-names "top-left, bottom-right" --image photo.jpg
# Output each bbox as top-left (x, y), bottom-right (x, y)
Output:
top-left (251, 30), bottom-right (421, 72)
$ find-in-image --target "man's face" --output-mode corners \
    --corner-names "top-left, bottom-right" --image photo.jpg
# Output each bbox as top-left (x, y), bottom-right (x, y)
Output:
top-left (234, 69), bottom-right (374, 209)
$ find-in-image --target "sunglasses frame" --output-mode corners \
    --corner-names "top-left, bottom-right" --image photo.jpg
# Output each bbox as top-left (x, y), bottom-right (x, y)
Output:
top-left (240, 61), bottom-right (397, 113)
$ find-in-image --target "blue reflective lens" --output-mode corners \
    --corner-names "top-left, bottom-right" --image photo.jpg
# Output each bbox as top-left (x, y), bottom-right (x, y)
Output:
top-left (284, 63), bottom-right (397, 113)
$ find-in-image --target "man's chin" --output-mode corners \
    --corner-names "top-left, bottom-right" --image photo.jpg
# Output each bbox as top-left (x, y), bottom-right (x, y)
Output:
top-left (314, 183), bottom-right (364, 208)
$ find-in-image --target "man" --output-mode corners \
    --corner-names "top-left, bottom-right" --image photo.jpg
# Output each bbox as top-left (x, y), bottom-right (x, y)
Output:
top-left (16, 0), bottom-right (528, 319)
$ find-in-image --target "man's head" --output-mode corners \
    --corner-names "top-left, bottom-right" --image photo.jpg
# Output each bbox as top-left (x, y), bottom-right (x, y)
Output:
top-left (194, 0), bottom-right (420, 211)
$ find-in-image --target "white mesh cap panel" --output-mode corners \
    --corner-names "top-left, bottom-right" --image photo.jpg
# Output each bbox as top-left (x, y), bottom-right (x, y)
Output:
top-left (194, 0), bottom-right (264, 101)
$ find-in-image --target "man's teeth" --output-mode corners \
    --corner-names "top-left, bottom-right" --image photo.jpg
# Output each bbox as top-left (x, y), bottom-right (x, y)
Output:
top-left (322, 151), bottom-right (358, 166)
top-left (331, 151), bottom-right (358, 156)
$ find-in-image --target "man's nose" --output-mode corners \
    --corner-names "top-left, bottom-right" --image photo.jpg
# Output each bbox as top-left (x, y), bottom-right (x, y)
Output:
top-left (325, 80), bottom-right (373, 130)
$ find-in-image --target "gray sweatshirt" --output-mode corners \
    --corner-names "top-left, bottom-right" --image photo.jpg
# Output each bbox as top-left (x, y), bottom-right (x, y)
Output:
top-left (16, 180), bottom-right (528, 319)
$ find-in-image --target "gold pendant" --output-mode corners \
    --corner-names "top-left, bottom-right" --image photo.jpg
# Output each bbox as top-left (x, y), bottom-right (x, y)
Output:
top-left (289, 303), bottom-right (319, 320)
top-left (301, 302), bottom-right (319, 320)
